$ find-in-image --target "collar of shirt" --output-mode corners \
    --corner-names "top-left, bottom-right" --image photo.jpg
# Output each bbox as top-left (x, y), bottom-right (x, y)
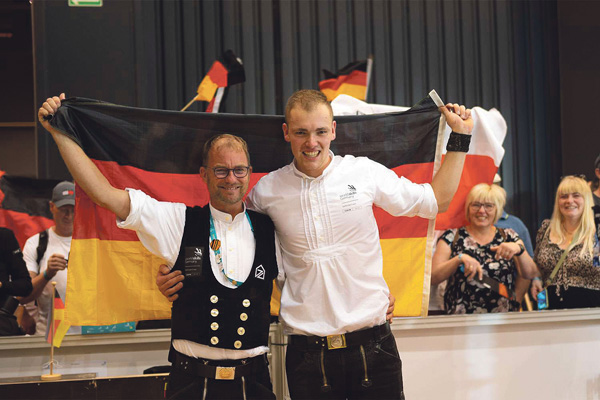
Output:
top-left (209, 202), bottom-right (248, 224)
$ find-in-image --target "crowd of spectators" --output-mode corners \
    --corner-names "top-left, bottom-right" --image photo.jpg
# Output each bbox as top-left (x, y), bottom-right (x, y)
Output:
top-left (432, 155), bottom-right (600, 314)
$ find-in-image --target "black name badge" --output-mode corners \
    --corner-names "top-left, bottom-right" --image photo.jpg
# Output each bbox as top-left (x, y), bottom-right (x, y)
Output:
top-left (184, 246), bottom-right (205, 279)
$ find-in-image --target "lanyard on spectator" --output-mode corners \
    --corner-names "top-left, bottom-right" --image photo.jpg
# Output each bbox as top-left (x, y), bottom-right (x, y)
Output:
top-left (209, 211), bottom-right (253, 287)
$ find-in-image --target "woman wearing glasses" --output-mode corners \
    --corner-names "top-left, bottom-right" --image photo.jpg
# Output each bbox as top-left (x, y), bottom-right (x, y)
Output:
top-left (530, 176), bottom-right (600, 309)
top-left (432, 183), bottom-right (538, 313)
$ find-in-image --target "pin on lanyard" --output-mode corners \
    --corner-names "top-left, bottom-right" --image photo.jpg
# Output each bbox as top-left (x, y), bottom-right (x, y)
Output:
top-left (209, 211), bottom-right (253, 287)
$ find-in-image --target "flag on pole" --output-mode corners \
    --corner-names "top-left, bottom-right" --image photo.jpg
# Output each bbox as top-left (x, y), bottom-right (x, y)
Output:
top-left (319, 57), bottom-right (373, 102)
top-left (45, 287), bottom-right (71, 348)
top-left (0, 172), bottom-right (58, 248)
top-left (331, 94), bottom-right (507, 313)
top-left (329, 94), bottom-right (507, 231)
top-left (48, 91), bottom-right (487, 324)
top-left (182, 50), bottom-right (245, 112)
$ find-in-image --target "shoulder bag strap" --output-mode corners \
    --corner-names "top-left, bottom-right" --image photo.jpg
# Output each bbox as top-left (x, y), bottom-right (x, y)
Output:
top-left (544, 230), bottom-right (580, 288)
top-left (35, 229), bottom-right (49, 273)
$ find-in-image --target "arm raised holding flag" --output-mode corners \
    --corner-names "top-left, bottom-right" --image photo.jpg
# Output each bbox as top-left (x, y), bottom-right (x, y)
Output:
top-left (39, 94), bottom-right (131, 221)
top-left (39, 93), bottom-right (281, 399)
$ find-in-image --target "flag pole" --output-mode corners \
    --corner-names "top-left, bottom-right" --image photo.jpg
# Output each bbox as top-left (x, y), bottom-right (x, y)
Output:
top-left (41, 281), bottom-right (62, 381)
top-left (181, 96), bottom-right (197, 112)
top-left (364, 55), bottom-right (374, 101)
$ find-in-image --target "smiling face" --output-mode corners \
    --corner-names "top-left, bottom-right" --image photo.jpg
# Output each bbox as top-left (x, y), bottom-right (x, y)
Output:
top-left (467, 199), bottom-right (497, 229)
top-left (558, 192), bottom-right (584, 221)
top-left (200, 140), bottom-right (251, 216)
top-left (283, 103), bottom-right (336, 178)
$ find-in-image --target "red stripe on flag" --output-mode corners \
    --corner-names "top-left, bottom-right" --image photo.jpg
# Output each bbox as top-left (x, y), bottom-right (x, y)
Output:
top-left (319, 70), bottom-right (368, 92)
top-left (206, 97), bottom-right (216, 113)
top-left (0, 210), bottom-right (54, 249)
top-left (0, 170), bottom-right (54, 247)
top-left (436, 154), bottom-right (498, 230)
top-left (74, 160), bottom-right (268, 240)
top-left (375, 162), bottom-right (434, 239)
top-left (207, 61), bottom-right (228, 87)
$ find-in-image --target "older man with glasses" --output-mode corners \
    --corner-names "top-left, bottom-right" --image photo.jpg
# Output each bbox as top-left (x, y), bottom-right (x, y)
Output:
top-left (38, 94), bottom-right (279, 400)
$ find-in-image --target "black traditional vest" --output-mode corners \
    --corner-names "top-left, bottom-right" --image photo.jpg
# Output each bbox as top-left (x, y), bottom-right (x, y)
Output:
top-left (170, 206), bottom-right (277, 352)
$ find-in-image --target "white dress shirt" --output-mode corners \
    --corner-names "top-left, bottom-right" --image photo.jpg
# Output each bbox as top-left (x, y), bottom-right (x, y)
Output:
top-left (118, 188), bottom-right (267, 360)
top-left (247, 152), bottom-right (437, 336)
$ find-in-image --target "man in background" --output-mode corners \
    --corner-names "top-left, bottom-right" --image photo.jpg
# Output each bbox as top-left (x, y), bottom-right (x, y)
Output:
top-left (19, 181), bottom-right (76, 336)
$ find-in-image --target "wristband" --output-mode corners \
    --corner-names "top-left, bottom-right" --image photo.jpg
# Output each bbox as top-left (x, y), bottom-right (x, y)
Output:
top-left (458, 253), bottom-right (463, 261)
top-left (532, 277), bottom-right (542, 282)
top-left (43, 270), bottom-right (50, 280)
top-left (446, 132), bottom-right (471, 152)
top-left (516, 243), bottom-right (525, 256)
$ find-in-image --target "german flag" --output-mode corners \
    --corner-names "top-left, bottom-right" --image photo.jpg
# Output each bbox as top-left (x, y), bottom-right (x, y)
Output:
top-left (45, 287), bottom-right (71, 348)
top-left (186, 50), bottom-right (245, 112)
top-left (319, 58), bottom-right (372, 102)
top-left (0, 172), bottom-right (58, 248)
top-left (49, 93), bottom-right (445, 325)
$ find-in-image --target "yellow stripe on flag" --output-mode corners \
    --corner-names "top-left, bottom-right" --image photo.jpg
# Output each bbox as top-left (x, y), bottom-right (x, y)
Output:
top-left (195, 76), bottom-right (219, 102)
top-left (321, 83), bottom-right (367, 102)
top-left (66, 239), bottom-right (172, 326)
top-left (381, 237), bottom-right (428, 317)
top-left (270, 283), bottom-right (281, 316)
top-left (53, 318), bottom-right (71, 348)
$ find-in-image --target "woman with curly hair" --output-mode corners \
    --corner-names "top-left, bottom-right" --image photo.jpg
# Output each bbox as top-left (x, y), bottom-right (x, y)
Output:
top-left (432, 183), bottom-right (539, 313)
top-left (531, 176), bottom-right (600, 309)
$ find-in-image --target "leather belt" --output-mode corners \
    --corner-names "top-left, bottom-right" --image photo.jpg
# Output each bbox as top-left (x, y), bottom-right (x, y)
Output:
top-left (172, 352), bottom-right (262, 380)
top-left (289, 322), bottom-right (391, 350)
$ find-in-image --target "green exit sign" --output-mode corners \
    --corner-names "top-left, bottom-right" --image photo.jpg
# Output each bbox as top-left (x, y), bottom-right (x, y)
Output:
top-left (68, 0), bottom-right (103, 6)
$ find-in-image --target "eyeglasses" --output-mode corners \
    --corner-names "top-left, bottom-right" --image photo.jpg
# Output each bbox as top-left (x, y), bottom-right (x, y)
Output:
top-left (210, 166), bottom-right (250, 179)
top-left (469, 202), bottom-right (495, 211)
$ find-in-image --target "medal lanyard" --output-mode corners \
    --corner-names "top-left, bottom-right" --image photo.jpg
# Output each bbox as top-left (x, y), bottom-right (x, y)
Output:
top-left (209, 211), bottom-right (254, 287)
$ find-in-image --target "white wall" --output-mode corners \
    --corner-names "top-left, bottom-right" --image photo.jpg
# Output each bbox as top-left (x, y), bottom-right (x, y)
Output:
top-left (396, 309), bottom-right (600, 400)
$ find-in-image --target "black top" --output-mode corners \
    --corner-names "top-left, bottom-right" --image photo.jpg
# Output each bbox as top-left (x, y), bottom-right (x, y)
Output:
top-left (0, 228), bottom-right (32, 298)
top-left (170, 206), bottom-right (278, 352)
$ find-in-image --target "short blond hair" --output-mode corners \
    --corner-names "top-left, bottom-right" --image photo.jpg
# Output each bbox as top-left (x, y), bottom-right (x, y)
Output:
top-left (285, 89), bottom-right (333, 123)
top-left (465, 183), bottom-right (506, 224)
top-left (549, 176), bottom-right (595, 256)
top-left (202, 134), bottom-right (250, 167)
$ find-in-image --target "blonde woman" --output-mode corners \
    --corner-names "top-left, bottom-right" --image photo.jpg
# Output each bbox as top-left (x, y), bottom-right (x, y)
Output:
top-left (432, 184), bottom-right (538, 313)
top-left (531, 176), bottom-right (600, 309)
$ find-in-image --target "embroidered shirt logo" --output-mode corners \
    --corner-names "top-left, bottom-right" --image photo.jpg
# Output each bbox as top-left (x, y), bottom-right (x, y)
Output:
top-left (255, 265), bottom-right (265, 280)
top-left (340, 183), bottom-right (360, 213)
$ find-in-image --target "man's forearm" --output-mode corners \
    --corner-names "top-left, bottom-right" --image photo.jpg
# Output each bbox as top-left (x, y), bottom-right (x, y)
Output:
top-left (18, 272), bottom-right (47, 304)
top-left (49, 130), bottom-right (131, 220)
top-left (431, 151), bottom-right (467, 212)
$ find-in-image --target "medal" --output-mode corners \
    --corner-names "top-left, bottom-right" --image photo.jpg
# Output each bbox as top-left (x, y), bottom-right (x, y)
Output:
top-left (209, 210), bottom-right (254, 288)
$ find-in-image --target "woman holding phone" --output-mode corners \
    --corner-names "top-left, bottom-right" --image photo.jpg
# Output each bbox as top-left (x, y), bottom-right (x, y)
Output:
top-left (432, 183), bottom-right (538, 313)
top-left (531, 176), bottom-right (600, 309)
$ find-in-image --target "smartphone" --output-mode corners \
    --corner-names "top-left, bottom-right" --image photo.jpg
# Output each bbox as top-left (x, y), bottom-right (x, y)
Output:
top-left (537, 289), bottom-right (549, 310)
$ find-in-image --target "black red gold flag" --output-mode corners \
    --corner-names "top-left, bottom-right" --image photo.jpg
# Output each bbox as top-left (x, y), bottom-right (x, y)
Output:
top-left (184, 50), bottom-right (245, 112)
top-left (48, 93), bottom-right (443, 325)
top-left (0, 172), bottom-right (58, 248)
top-left (319, 58), bottom-right (372, 101)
